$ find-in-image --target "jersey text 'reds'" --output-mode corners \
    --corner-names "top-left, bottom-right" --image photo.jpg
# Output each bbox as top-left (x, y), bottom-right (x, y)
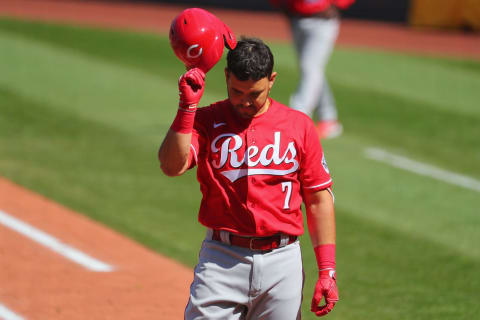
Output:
top-left (211, 131), bottom-right (299, 182)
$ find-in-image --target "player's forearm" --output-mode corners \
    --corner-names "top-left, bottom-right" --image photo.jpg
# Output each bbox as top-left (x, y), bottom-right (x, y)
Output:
top-left (305, 189), bottom-right (336, 247)
top-left (158, 129), bottom-right (191, 176)
top-left (159, 67), bottom-right (205, 176)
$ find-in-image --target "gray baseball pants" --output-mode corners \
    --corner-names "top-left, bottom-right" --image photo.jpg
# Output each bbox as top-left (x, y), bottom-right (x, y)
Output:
top-left (185, 230), bottom-right (304, 320)
top-left (289, 16), bottom-right (340, 122)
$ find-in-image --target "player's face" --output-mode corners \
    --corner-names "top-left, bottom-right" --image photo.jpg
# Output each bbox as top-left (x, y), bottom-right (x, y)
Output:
top-left (225, 70), bottom-right (277, 119)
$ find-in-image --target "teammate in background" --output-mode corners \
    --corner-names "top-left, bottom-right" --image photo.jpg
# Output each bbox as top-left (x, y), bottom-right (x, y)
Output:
top-left (159, 38), bottom-right (338, 319)
top-left (270, 0), bottom-right (355, 139)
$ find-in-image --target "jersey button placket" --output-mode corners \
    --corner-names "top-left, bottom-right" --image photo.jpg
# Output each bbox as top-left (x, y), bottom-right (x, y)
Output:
top-left (248, 128), bottom-right (256, 145)
top-left (246, 128), bottom-right (256, 210)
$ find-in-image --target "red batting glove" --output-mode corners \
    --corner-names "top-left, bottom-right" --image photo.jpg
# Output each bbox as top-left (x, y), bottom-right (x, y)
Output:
top-left (178, 68), bottom-right (205, 111)
top-left (311, 269), bottom-right (339, 317)
top-left (171, 68), bottom-right (205, 133)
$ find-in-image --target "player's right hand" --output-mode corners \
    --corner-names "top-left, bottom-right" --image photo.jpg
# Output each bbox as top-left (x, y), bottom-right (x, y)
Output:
top-left (311, 269), bottom-right (339, 317)
top-left (178, 68), bottom-right (205, 111)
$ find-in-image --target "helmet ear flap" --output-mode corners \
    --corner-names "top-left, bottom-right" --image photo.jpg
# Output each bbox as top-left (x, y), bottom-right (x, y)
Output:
top-left (222, 24), bottom-right (237, 50)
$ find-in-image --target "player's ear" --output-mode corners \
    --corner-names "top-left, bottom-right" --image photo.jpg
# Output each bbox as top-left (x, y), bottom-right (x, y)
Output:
top-left (268, 71), bottom-right (277, 89)
top-left (224, 68), bottom-right (230, 80)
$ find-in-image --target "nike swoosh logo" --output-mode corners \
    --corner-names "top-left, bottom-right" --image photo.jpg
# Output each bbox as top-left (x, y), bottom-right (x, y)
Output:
top-left (213, 122), bottom-right (226, 128)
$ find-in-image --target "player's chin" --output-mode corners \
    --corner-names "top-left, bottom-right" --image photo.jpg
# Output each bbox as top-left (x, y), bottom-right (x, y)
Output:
top-left (235, 105), bottom-right (256, 118)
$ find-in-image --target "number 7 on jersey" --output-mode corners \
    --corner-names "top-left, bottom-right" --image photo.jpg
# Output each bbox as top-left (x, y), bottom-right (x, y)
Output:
top-left (281, 181), bottom-right (292, 210)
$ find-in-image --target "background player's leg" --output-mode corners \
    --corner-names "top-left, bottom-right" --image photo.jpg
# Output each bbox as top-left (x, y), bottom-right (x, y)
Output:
top-left (318, 77), bottom-right (338, 121)
top-left (289, 16), bottom-right (322, 116)
top-left (316, 78), bottom-right (343, 138)
top-left (289, 17), bottom-right (339, 123)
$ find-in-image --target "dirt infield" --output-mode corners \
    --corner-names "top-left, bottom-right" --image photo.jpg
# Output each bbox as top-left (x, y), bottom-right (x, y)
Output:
top-left (0, 0), bottom-right (479, 59)
top-left (0, 177), bottom-right (192, 319)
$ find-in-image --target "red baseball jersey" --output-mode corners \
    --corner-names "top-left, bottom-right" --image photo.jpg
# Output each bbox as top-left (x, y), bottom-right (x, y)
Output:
top-left (189, 98), bottom-right (332, 237)
top-left (270, 0), bottom-right (355, 16)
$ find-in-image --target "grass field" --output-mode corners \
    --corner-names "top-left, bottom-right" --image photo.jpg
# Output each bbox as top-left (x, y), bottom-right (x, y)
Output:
top-left (1, 18), bottom-right (479, 319)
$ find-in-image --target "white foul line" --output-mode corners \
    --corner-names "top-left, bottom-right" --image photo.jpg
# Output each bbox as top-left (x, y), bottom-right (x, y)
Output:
top-left (0, 303), bottom-right (24, 320)
top-left (0, 210), bottom-right (114, 272)
top-left (365, 147), bottom-right (480, 193)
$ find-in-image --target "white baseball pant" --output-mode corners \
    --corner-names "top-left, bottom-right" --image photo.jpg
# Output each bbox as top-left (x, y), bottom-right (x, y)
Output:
top-left (289, 16), bottom-right (340, 122)
top-left (185, 230), bottom-right (304, 320)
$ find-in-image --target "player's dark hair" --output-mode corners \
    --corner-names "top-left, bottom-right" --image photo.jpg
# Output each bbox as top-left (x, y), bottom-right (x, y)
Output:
top-left (226, 37), bottom-right (274, 81)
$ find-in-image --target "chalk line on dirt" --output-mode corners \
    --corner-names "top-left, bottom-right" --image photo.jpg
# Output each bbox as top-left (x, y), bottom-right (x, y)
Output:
top-left (0, 209), bottom-right (113, 272)
top-left (0, 303), bottom-right (25, 320)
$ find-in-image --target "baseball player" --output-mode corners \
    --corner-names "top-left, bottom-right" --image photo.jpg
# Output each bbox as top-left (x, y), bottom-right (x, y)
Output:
top-left (270, 0), bottom-right (355, 139)
top-left (161, 16), bottom-right (337, 318)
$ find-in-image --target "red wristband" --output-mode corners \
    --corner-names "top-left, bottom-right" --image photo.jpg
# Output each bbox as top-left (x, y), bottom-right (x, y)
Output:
top-left (170, 108), bottom-right (196, 134)
top-left (313, 244), bottom-right (336, 270)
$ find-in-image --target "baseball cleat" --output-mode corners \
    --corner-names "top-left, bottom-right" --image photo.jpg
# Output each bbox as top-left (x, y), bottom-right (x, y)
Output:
top-left (316, 120), bottom-right (343, 139)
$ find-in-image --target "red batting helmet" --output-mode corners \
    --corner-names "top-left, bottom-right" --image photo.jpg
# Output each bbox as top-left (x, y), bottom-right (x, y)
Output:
top-left (169, 8), bottom-right (237, 73)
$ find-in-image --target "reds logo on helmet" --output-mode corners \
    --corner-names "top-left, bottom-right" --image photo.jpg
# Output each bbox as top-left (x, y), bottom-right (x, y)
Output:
top-left (169, 8), bottom-right (237, 73)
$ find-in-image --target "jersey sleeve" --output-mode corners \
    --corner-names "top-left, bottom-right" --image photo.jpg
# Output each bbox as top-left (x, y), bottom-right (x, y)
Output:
top-left (290, 0), bottom-right (330, 15)
top-left (332, 0), bottom-right (355, 10)
top-left (299, 119), bottom-right (333, 193)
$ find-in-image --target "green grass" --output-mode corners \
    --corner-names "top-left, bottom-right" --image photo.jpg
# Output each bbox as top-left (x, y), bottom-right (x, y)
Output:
top-left (1, 18), bottom-right (479, 319)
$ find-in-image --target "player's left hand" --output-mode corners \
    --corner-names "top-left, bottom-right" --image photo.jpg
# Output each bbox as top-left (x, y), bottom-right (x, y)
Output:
top-left (311, 269), bottom-right (338, 317)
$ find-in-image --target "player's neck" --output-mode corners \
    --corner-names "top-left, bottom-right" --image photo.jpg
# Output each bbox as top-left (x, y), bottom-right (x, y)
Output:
top-left (254, 97), bottom-right (271, 118)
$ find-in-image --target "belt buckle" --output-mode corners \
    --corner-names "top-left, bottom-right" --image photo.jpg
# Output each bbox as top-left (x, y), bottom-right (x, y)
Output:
top-left (249, 236), bottom-right (274, 251)
top-left (249, 237), bottom-right (257, 250)
top-left (249, 237), bottom-right (264, 251)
